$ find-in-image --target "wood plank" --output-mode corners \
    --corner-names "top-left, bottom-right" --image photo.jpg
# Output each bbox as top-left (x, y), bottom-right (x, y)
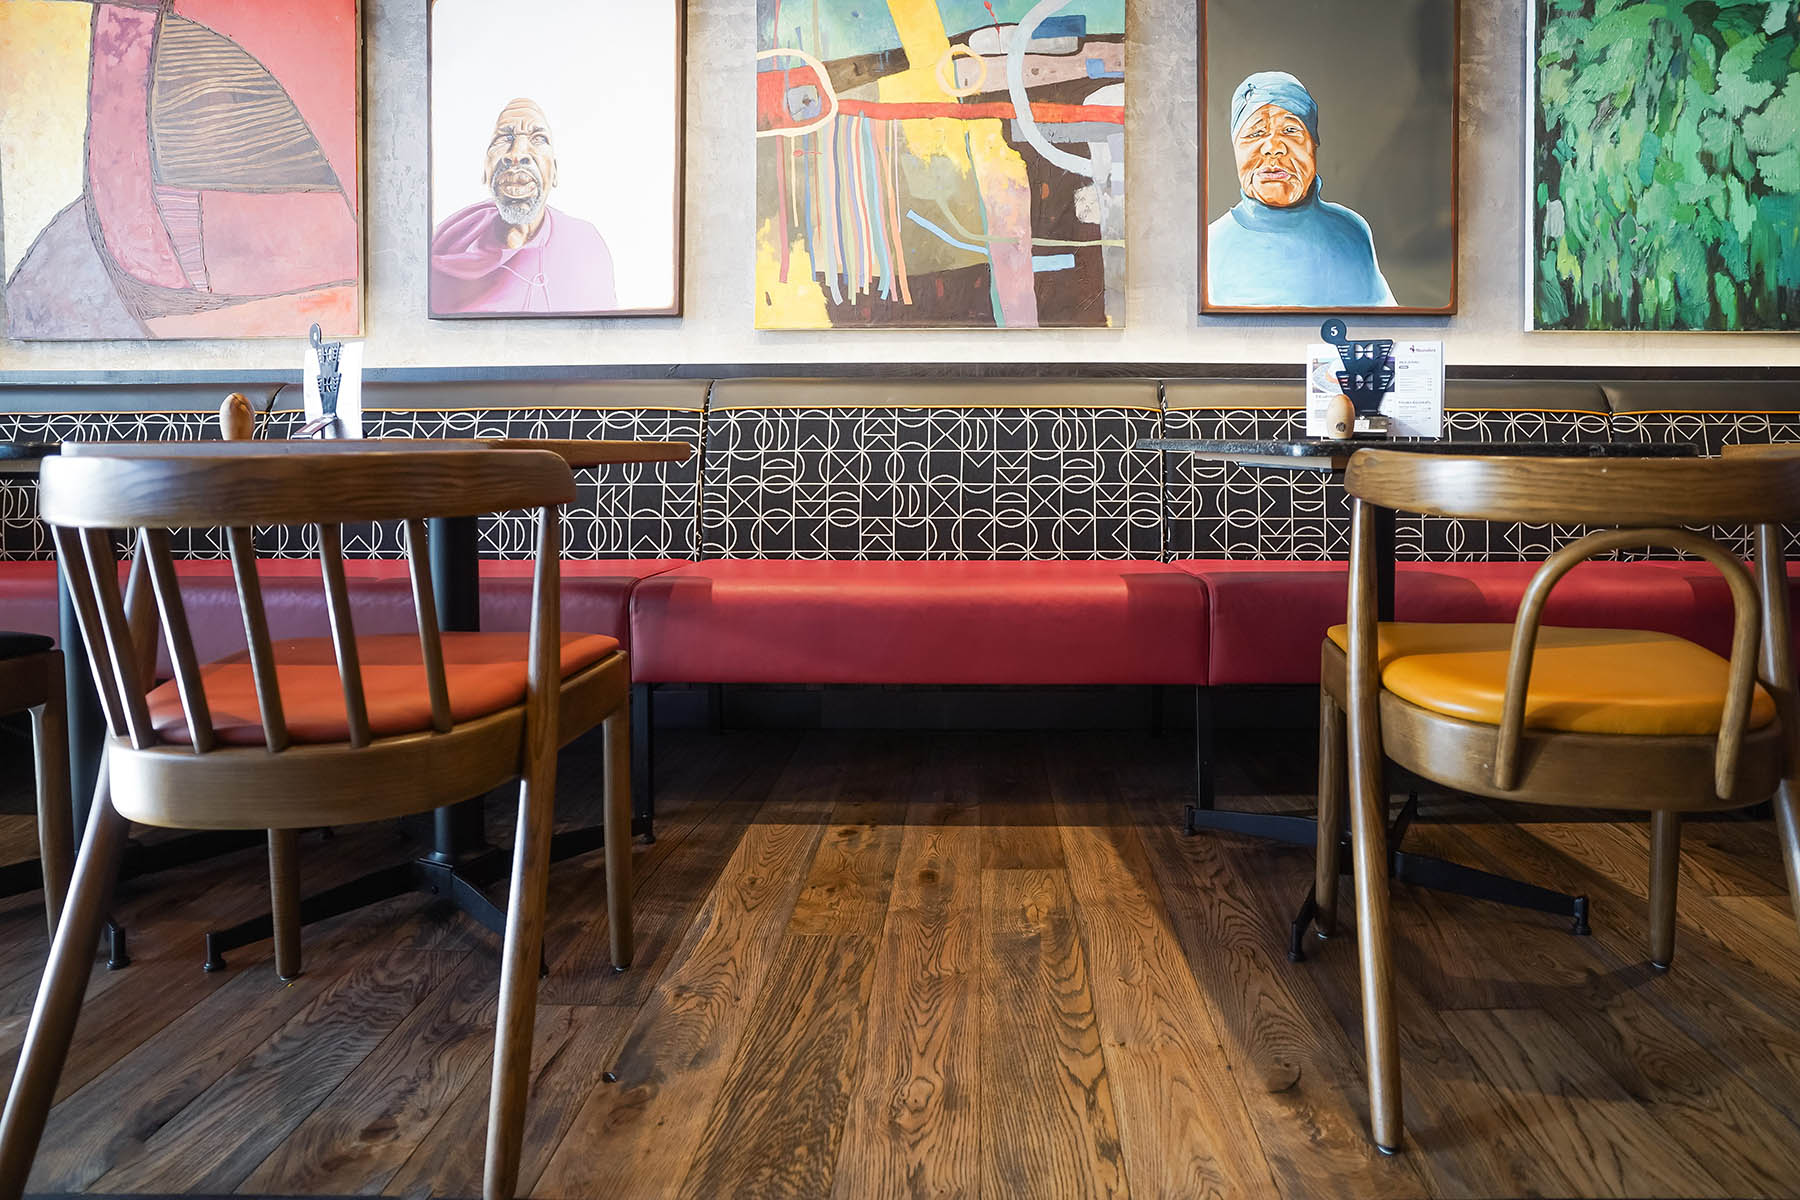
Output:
top-left (831, 810), bottom-right (982, 1199)
top-left (971, 734), bottom-right (1064, 870)
top-left (1212, 835), bottom-right (1583, 1199)
top-left (980, 868), bottom-right (1128, 1199)
top-left (530, 779), bottom-right (832, 1198)
top-left (88, 950), bottom-right (462, 1195)
top-left (239, 950), bottom-right (502, 1195)
top-left (1120, 812), bottom-right (1425, 1198)
top-left (677, 933), bottom-right (882, 1198)
top-left (383, 1003), bottom-right (637, 1200)
top-left (1048, 743), bottom-right (1283, 1199)
top-left (539, 733), bottom-right (797, 1008)
top-left (1441, 1008), bottom-right (1725, 1198)
top-left (27, 962), bottom-right (334, 1193)
top-left (788, 824), bottom-right (904, 937)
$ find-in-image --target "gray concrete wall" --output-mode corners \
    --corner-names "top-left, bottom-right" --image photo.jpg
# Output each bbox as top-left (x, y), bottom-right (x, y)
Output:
top-left (2, 0), bottom-right (1794, 374)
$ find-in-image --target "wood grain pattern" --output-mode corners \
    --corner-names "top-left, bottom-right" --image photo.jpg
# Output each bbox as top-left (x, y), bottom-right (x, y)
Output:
top-left (1441, 1008), bottom-right (1724, 1198)
top-left (90, 950), bottom-right (464, 1195)
top-left (530, 793), bottom-right (828, 1199)
top-left (980, 869), bottom-right (1128, 1199)
top-left (26, 965), bottom-right (332, 1194)
top-left (1047, 746), bottom-right (1281, 1199)
top-left (5, 729), bottom-right (1796, 1200)
top-left (831, 809), bottom-right (982, 1200)
top-left (679, 933), bottom-right (882, 1199)
top-left (383, 1003), bottom-right (637, 1200)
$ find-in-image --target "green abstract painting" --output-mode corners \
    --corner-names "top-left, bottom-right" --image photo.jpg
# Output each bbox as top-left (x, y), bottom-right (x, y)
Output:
top-left (1530, 1), bottom-right (1800, 331)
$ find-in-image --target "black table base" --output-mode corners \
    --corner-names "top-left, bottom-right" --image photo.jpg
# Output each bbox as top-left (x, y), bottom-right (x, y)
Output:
top-left (199, 516), bottom-right (652, 973)
top-left (1187, 790), bottom-right (1592, 962)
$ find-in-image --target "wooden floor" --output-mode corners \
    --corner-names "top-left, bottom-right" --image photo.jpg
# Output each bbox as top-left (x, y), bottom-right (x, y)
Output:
top-left (1, 724), bottom-right (1798, 1198)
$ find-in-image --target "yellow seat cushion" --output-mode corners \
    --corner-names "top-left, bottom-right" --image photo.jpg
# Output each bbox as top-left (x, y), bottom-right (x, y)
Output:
top-left (1325, 623), bottom-right (1774, 736)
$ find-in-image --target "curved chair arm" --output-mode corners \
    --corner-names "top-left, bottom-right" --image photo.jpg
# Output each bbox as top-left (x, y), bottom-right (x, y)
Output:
top-left (1494, 528), bottom-right (1761, 800)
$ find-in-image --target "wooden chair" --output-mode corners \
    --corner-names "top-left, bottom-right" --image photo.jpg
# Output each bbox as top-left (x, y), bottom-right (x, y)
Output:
top-left (0, 634), bottom-right (70, 937)
top-left (0, 446), bottom-right (634, 1200)
top-left (1313, 450), bottom-right (1800, 1154)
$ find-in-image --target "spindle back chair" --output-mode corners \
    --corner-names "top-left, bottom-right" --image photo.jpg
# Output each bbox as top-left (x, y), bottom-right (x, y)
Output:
top-left (0, 445), bottom-right (634, 1200)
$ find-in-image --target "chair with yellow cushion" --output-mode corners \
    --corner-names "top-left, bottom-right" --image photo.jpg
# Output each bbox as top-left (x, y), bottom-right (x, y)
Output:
top-left (1314, 449), bottom-right (1800, 1155)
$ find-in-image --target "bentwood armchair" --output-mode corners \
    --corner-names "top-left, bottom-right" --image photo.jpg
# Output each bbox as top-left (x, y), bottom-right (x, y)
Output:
top-left (0, 446), bottom-right (634, 1200)
top-left (1314, 450), bottom-right (1800, 1154)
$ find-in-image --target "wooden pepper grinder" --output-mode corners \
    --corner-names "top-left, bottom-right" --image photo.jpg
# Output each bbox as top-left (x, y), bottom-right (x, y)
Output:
top-left (219, 392), bottom-right (254, 442)
top-left (1326, 392), bottom-right (1355, 439)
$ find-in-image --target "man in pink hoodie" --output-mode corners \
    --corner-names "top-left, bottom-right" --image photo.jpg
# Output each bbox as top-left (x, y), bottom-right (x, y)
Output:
top-left (430, 97), bottom-right (618, 315)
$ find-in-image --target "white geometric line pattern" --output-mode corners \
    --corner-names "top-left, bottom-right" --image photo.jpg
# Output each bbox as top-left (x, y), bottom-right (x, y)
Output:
top-left (699, 406), bottom-right (1164, 560)
top-left (1163, 407), bottom-right (1612, 561)
top-left (0, 408), bottom-right (702, 560)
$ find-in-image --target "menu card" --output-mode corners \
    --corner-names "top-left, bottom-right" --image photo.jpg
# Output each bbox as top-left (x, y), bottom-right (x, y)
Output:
top-left (1305, 340), bottom-right (1445, 439)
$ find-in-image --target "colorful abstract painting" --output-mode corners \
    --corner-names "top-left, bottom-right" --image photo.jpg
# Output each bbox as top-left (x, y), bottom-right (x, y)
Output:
top-left (1201, 0), bottom-right (1458, 314)
top-left (0, 0), bottom-right (361, 340)
top-left (429, 0), bottom-right (684, 318)
top-left (755, 0), bottom-right (1125, 329)
top-left (1530, 1), bottom-right (1799, 331)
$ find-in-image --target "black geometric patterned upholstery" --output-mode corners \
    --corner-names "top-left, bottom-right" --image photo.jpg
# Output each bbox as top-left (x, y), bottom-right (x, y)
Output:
top-left (0, 381), bottom-right (706, 561)
top-left (1161, 379), bottom-right (1613, 561)
top-left (5, 377), bottom-right (1796, 567)
top-left (699, 379), bottom-right (1163, 560)
top-left (1604, 381), bottom-right (1800, 560)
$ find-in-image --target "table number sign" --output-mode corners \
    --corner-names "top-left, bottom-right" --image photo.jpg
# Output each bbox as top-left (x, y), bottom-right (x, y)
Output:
top-left (1306, 340), bottom-right (1444, 439)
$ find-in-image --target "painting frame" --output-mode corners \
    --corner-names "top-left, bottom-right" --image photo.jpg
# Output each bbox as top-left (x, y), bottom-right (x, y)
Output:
top-left (1197, 0), bottom-right (1461, 317)
top-left (1524, 1), bottom-right (1799, 333)
top-left (753, 0), bottom-right (1128, 332)
top-left (425, 0), bottom-right (686, 320)
top-left (0, 0), bottom-right (366, 341)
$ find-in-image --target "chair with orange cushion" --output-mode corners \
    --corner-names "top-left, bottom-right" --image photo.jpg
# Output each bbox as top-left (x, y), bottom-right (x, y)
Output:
top-left (0, 445), bottom-right (632, 1200)
top-left (1314, 449), bottom-right (1800, 1155)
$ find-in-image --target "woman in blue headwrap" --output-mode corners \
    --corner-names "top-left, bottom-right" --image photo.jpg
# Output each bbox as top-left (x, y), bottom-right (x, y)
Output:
top-left (1205, 71), bottom-right (1397, 308)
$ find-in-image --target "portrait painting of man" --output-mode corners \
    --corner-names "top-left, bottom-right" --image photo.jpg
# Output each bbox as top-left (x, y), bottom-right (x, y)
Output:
top-left (1201, 0), bottom-right (1458, 314)
top-left (428, 0), bottom-right (683, 318)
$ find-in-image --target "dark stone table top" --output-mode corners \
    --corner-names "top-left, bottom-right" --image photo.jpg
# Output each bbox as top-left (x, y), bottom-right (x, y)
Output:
top-left (1136, 438), bottom-right (1699, 471)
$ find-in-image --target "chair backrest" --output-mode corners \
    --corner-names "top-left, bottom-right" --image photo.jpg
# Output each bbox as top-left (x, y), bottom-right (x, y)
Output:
top-left (1344, 450), bottom-right (1800, 527)
top-left (1340, 450), bottom-right (1800, 800)
top-left (38, 447), bottom-right (573, 755)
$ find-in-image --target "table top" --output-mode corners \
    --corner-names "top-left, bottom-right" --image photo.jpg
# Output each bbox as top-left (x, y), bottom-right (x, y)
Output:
top-left (1137, 438), bottom-right (1700, 472)
top-left (41, 437), bottom-right (691, 468)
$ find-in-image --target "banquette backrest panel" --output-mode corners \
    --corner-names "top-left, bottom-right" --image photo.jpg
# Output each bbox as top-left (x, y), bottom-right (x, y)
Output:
top-left (698, 379), bottom-right (1163, 560)
top-left (5, 376), bottom-right (1798, 565)
top-left (1605, 380), bottom-right (1800, 559)
top-left (0, 380), bottom-right (707, 561)
top-left (1160, 378), bottom-right (1611, 561)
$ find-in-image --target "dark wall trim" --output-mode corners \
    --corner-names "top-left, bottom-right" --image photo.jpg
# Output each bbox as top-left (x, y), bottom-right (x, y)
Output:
top-left (3, 362), bottom-right (1799, 388)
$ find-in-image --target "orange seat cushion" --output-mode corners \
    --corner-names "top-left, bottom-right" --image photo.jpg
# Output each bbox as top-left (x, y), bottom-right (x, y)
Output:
top-left (1326, 623), bottom-right (1774, 736)
top-left (148, 633), bottom-right (620, 746)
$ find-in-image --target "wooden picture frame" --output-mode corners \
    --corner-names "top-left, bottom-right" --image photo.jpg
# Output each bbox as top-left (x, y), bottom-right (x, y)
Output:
top-left (427, 0), bottom-right (685, 319)
top-left (0, 0), bottom-right (365, 339)
top-left (1199, 0), bottom-right (1460, 316)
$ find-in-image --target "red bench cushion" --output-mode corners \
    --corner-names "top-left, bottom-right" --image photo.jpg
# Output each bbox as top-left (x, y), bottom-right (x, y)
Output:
top-left (0, 558), bottom-right (683, 669)
top-left (1182, 559), bottom-right (1777, 686)
top-left (629, 560), bottom-right (1209, 685)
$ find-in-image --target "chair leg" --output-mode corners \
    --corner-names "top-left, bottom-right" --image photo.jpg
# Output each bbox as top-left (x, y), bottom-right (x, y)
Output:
top-left (29, 662), bottom-right (72, 938)
top-left (0, 761), bottom-right (130, 1200)
top-left (269, 830), bottom-right (302, 980)
top-left (1649, 810), bottom-right (1681, 969)
top-left (1775, 781), bottom-right (1800, 945)
top-left (604, 709), bottom-right (634, 969)
top-left (1347, 702), bottom-right (1402, 1153)
top-left (483, 743), bottom-right (557, 1199)
top-left (1315, 690), bottom-right (1347, 938)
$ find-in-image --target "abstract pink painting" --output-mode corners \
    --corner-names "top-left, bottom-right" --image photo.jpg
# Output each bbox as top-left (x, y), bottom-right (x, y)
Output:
top-left (1, 0), bottom-right (362, 340)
